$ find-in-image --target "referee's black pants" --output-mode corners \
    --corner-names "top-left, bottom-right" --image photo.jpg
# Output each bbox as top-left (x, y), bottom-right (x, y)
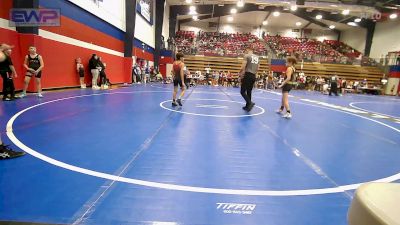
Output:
top-left (329, 82), bottom-right (338, 96)
top-left (240, 72), bottom-right (256, 107)
top-left (1, 72), bottom-right (15, 100)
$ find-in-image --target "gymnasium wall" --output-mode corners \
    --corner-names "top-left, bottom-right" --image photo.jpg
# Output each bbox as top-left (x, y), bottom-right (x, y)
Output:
top-left (135, 11), bottom-right (155, 48)
top-left (0, 0), bottom-right (176, 91)
top-left (340, 28), bottom-right (367, 54)
top-left (66, 0), bottom-right (126, 31)
top-left (370, 19), bottom-right (400, 59)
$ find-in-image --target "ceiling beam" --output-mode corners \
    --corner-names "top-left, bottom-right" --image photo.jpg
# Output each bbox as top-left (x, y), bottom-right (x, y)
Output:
top-left (292, 9), bottom-right (341, 34)
top-left (302, 21), bottom-right (312, 29)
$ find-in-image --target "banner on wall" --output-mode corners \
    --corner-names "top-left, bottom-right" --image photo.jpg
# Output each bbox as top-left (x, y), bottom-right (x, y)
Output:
top-left (137, 0), bottom-right (153, 25)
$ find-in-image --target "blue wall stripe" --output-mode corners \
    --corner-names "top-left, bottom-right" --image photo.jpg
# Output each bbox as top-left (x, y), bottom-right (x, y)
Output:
top-left (133, 38), bottom-right (155, 54)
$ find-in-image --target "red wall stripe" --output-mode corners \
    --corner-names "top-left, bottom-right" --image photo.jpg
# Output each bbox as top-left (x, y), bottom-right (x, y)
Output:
top-left (389, 71), bottom-right (400, 78)
top-left (0, 0), bottom-right (12, 20)
top-left (0, 29), bottom-right (131, 92)
top-left (133, 47), bottom-right (154, 61)
top-left (159, 57), bottom-right (173, 64)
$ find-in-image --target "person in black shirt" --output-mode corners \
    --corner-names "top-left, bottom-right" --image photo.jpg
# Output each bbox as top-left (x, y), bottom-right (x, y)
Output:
top-left (0, 45), bottom-right (25, 159)
top-left (89, 54), bottom-right (101, 90)
top-left (0, 44), bottom-right (18, 101)
top-left (98, 57), bottom-right (108, 89)
top-left (329, 75), bottom-right (339, 96)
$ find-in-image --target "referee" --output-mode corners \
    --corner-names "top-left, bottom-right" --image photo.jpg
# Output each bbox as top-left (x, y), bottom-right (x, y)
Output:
top-left (239, 47), bottom-right (259, 112)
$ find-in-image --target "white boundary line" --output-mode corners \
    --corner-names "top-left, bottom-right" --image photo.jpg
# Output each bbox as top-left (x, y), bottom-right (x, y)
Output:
top-left (0, 18), bottom-right (16, 31)
top-left (38, 29), bottom-right (124, 57)
top-left (160, 99), bottom-right (265, 118)
top-left (349, 101), bottom-right (400, 119)
top-left (6, 91), bottom-right (400, 196)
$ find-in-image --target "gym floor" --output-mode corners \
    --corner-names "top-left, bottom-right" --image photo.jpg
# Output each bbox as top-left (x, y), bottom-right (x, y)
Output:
top-left (1, 84), bottom-right (400, 225)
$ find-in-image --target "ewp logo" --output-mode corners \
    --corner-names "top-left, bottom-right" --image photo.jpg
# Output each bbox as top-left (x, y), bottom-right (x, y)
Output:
top-left (9, 8), bottom-right (60, 27)
top-left (216, 203), bottom-right (256, 215)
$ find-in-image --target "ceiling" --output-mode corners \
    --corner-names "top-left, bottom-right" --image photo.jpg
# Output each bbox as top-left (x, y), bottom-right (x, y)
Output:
top-left (168, 0), bottom-right (400, 13)
top-left (171, 0), bottom-right (400, 33)
top-left (200, 12), bottom-right (334, 30)
top-left (178, 10), bottom-right (365, 31)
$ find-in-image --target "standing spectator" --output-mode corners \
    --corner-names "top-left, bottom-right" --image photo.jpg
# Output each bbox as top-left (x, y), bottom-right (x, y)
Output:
top-left (131, 65), bottom-right (136, 84)
top-left (341, 78), bottom-right (347, 95)
top-left (98, 57), bottom-right (109, 89)
top-left (89, 54), bottom-right (101, 90)
top-left (0, 44), bottom-right (18, 101)
top-left (315, 76), bottom-right (322, 92)
top-left (20, 46), bottom-right (44, 98)
top-left (329, 75), bottom-right (339, 96)
top-left (397, 54), bottom-right (400, 66)
top-left (135, 64), bottom-right (142, 83)
top-left (267, 71), bottom-right (274, 90)
top-left (144, 66), bottom-right (150, 84)
top-left (76, 58), bottom-right (86, 89)
top-left (0, 46), bottom-right (25, 159)
top-left (385, 54), bottom-right (389, 66)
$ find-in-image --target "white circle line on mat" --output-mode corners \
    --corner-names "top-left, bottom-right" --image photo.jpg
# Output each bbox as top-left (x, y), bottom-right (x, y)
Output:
top-left (349, 101), bottom-right (400, 119)
top-left (6, 91), bottom-right (400, 196)
top-left (160, 98), bottom-right (265, 118)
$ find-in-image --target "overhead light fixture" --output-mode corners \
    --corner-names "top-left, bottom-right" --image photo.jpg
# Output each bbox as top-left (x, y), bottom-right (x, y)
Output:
top-left (185, 0), bottom-right (192, 3)
top-left (192, 15), bottom-right (199, 20)
top-left (347, 22), bottom-right (357, 26)
top-left (390, 13), bottom-right (398, 19)
top-left (230, 8), bottom-right (237, 14)
top-left (316, 14), bottom-right (322, 20)
top-left (262, 20), bottom-right (268, 25)
top-left (283, 7), bottom-right (289, 11)
top-left (189, 10), bottom-right (197, 15)
top-left (273, 11), bottom-right (280, 17)
top-left (189, 6), bottom-right (196, 11)
top-left (228, 16), bottom-right (234, 22)
top-left (237, 0), bottom-right (244, 7)
top-left (330, 4), bottom-right (338, 7)
top-left (329, 25), bottom-right (335, 29)
top-left (290, 5), bottom-right (298, 11)
top-left (354, 18), bottom-right (361, 22)
top-left (342, 9), bottom-right (350, 15)
top-left (296, 22), bottom-right (302, 26)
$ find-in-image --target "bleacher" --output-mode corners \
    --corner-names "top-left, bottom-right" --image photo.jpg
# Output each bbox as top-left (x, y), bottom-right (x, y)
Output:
top-left (174, 31), bottom-right (383, 87)
top-left (183, 55), bottom-right (383, 86)
top-left (184, 55), bottom-right (269, 76)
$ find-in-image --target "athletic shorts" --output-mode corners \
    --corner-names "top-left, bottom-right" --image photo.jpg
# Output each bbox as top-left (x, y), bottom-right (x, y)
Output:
top-left (173, 78), bottom-right (184, 87)
top-left (26, 71), bottom-right (42, 78)
top-left (79, 70), bottom-right (84, 78)
top-left (282, 83), bottom-right (292, 93)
